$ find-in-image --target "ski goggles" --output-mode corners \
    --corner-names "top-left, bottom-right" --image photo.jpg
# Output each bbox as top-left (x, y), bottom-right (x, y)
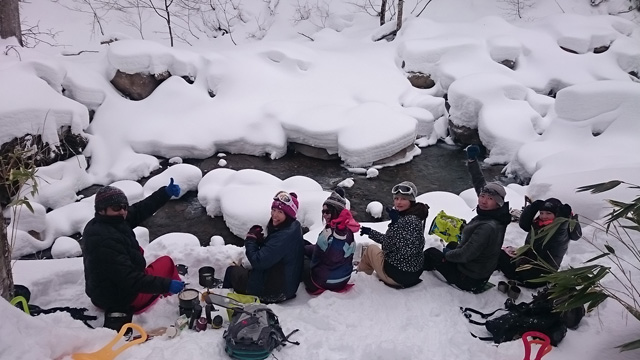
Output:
top-left (273, 191), bottom-right (297, 210)
top-left (391, 184), bottom-right (415, 197)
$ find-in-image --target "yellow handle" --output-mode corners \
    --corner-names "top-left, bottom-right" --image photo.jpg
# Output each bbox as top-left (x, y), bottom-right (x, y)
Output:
top-left (10, 296), bottom-right (30, 315)
top-left (72, 323), bottom-right (147, 360)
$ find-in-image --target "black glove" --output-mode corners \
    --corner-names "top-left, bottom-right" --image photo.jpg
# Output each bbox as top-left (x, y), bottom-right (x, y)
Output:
top-left (386, 207), bottom-right (400, 224)
top-left (246, 225), bottom-right (264, 242)
top-left (360, 226), bottom-right (372, 236)
top-left (465, 145), bottom-right (480, 160)
top-left (531, 200), bottom-right (545, 210)
top-left (558, 204), bottom-right (572, 218)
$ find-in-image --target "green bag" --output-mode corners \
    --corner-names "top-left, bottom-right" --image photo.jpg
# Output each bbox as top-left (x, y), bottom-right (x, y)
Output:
top-left (428, 210), bottom-right (466, 243)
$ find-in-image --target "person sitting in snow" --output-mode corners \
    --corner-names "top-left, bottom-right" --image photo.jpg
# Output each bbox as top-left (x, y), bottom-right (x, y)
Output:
top-left (82, 180), bottom-right (185, 329)
top-left (497, 197), bottom-right (582, 288)
top-left (359, 181), bottom-right (429, 288)
top-left (302, 188), bottom-right (359, 294)
top-left (223, 191), bottom-right (305, 303)
top-left (423, 145), bottom-right (511, 293)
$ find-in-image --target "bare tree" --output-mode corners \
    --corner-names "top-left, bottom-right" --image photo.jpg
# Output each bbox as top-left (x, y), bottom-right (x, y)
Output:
top-left (379, 0), bottom-right (387, 25)
top-left (396, 0), bottom-right (403, 31)
top-left (0, 0), bottom-right (23, 46)
top-left (498, 0), bottom-right (534, 19)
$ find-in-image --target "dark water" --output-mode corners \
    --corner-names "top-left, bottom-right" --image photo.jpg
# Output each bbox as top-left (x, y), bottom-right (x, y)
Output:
top-left (142, 143), bottom-right (504, 247)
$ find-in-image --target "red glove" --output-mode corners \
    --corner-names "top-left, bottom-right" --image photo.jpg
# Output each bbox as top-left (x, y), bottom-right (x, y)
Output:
top-left (330, 209), bottom-right (361, 233)
top-left (246, 225), bottom-right (264, 242)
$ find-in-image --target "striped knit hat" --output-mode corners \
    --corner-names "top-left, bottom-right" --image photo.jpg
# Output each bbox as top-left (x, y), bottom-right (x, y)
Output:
top-left (94, 186), bottom-right (129, 212)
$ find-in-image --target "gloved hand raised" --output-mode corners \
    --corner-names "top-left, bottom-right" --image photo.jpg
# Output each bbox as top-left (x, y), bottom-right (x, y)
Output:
top-left (169, 280), bottom-right (185, 294)
top-left (465, 145), bottom-right (480, 161)
top-left (531, 200), bottom-right (545, 210)
top-left (386, 207), bottom-right (400, 225)
top-left (246, 225), bottom-right (264, 242)
top-left (360, 226), bottom-right (372, 236)
top-left (558, 204), bottom-right (572, 218)
top-left (166, 178), bottom-right (181, 198)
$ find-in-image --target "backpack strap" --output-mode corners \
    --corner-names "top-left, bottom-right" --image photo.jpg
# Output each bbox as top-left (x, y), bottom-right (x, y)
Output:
top-left (30, 306), bottom-right (97, 328)
top-left (469, 331), bottom-right (496, 343)
top-left (460, 306), bottom-right (505, 319)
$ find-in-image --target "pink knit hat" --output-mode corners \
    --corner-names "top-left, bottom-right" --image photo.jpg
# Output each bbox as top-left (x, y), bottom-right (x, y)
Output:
top-left (271, 191), bottom-right (299, 219)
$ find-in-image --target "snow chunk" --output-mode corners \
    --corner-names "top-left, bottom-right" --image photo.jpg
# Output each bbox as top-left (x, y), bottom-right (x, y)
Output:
top-left (337, 178), bottom-right (355, 188)
top-left (366, 201), bottom-right (384, 218)
top-left (168, 157), bottom-right (183, 164)
top-left (218, 159), bottom-right (228, 167)
top-left (366, 168), bottom-right (379, 179)
top-left (51, 237), bottom-right (82, 259)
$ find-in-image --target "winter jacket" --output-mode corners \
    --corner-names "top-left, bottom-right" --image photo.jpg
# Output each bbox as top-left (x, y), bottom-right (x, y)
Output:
top-left (518, 202), bottom-right (582, 269)
top-left (245, 219), bottom-right (304, 302)
top-left (445, 160), bottom-right (511, 280)
top-left (368, 203), bottom-right (428, 287)
top-left (310, 226), bottom-right (356, 290)
top-left (82, 187), bottom-right (172, 311)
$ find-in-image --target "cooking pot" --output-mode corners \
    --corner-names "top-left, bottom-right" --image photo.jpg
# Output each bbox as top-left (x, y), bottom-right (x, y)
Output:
top-left (199, 266), bottom-right (216, 288)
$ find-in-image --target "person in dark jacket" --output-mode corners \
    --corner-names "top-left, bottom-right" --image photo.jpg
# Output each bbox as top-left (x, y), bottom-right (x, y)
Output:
top-left (359, 181), bottom-right (429, 288)
top-left (497, 197), bottom-right (582, 288)
top-left (303, 188), bottom-right (359, 294)
top-left (223, 191), bottom-right (304, 303)
top-left (423, 145), bottom-right (511, 293)
top-left (82, 180), bottom-right (185, 321)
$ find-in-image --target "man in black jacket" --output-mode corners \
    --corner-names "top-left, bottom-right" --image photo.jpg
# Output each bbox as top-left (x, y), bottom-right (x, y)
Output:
top-left (82, 179), bottom-right (185, 326)
top-left (423, 145), bottom-right (511, 292)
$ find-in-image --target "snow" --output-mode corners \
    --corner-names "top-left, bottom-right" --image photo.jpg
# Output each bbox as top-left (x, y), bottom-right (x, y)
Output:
top-left (51, 236), bottom-right (82, 259)
top-left (2, 0), bottom-right (640, 359)
top-left (366, 201), bottom-right (384, 218)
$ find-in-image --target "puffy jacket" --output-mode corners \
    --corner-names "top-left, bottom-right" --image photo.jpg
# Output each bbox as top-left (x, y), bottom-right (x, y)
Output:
top-left (518, 202), bottom-right (582, 269)
top-left (82, 187), bottom-right (172, 311)
top-left (368, 202), bottom-right (428, 287)
top-left (445, 159), bottom-right (511, 280)
top-left (445, 205), bottom-right (511, 279)
top-left (245, 219), bottom-right (304, 301)
top-left (310, 226), bottom-right (356, 290)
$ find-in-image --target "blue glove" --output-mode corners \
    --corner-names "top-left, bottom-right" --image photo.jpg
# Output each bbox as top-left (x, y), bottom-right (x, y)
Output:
top-left (166, 177), bottom-right (181, 197)
top-left (386, 207), bottom-right (400, 224)
top-left (169, 280), bottom-right (185, 294)
top-left (465, 145), bottom-right (480, 160)
top-left (360, 226), bottom-right (372, 236)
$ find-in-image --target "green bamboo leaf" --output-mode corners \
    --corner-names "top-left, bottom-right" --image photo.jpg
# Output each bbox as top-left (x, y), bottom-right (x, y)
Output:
top-left (604, 244), bottom-right (615, 254)
top-left (576, 181), bottom-right (622, 194)
top-left (584, 252), bottom-right (611, 263)
top-left (616, 338), bottom-right (640, 352)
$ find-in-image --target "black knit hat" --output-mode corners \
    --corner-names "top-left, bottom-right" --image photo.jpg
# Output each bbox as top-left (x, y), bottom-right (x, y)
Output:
top-left (540, 198), bottom-right (562, 215)
top-left (95, 186), bottom-right (129, 212)
top-left (323, 188), bottom-right (347, 212)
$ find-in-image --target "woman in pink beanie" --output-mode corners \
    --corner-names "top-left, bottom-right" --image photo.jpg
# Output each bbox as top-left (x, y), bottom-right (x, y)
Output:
top-left (223, 191), bottom-right (305, 303)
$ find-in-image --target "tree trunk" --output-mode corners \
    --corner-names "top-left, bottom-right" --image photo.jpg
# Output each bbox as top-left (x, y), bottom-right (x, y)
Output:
top-left (396, 0), bottom-right (404, 32)
top-left (380, 0), bottom-right (387, 26)
top-left (0, 206), bottom-right (15, 301)
top-left (0, 0), bottom-right (23, 46)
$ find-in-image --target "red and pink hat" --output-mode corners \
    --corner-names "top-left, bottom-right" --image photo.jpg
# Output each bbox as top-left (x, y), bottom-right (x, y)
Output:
top-left (271, 191), bottom-right (299, 219)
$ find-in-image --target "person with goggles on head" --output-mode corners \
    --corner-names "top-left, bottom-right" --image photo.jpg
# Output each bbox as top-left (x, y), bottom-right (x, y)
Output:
top-left (359, 181), bottom-right (429, 288)
top-left (82, 179), bottom-right (184, 331)
top-left (302, 187), bottom-right (359, 295)
top-left (423, 145), bottom-right (511, 293)
top-left (223, 191), bottom-right (304, 303)
top-left (497, 197), bottom-right (581, 288)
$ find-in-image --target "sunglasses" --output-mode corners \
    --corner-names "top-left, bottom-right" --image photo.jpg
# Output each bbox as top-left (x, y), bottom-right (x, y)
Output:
top-left (391, 184), bottom-right (414, 196)
top-left (109, 204), bottom-right (128, 212)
